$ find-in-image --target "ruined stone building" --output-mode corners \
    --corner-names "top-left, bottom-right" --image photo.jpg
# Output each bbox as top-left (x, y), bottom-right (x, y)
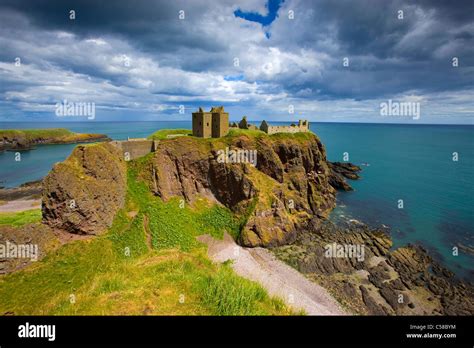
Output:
top-left (259, 119), bottom-right (310, 134)
top-left (236, 116), bottom-right (259, 130)
top-left (192, 106), bottom-right (229, 138)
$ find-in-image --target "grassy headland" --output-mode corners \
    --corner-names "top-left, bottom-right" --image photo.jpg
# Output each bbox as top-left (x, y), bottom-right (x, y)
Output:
top-left (0, 151), bottom-right (293, 315)
top-left (148, 129), bottom-right (191, 140)
top-left (0, 128), bottom-right (109, 151)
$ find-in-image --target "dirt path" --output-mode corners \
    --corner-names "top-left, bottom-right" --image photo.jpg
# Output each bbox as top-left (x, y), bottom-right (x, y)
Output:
top-left (197, 233), bottom-right (346, 315)
top-left (142, 214), bottom-right (153, 249)
top-left (0, 199), bottom-right (41, 213)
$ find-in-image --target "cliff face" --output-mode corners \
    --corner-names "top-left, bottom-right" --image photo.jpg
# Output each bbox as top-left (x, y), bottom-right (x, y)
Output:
top-left (40, 131), bottom-right (353, 245)
top-left (42, 143), bottom-right (127, 235)
top-left (140, 133), bottom-right (339, 247)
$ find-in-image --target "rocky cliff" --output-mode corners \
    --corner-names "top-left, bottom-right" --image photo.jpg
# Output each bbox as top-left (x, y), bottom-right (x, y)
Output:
top-left (136, 132), bottom-right (354, 247)
top-left (42, 142), bottom-right (127, 235)
top-left (37, 129), bottom-right (473, 316)
top-left (40, 131), bottom-right (356, 244)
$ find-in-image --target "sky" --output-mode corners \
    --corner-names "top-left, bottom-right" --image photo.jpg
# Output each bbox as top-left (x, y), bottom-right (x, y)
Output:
top-left (0, 0), bottom-right (473, 124)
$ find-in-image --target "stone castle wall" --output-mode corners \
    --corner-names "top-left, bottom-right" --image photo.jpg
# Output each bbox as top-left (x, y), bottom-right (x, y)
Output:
top-left (192, 112), bottom-right (212, 138)
top-left (265, 124), bottom-right (309, 135)
top-left (211, 111), bottom-right (229, 138)
top-left (109, 140), bottom-right (159, 160)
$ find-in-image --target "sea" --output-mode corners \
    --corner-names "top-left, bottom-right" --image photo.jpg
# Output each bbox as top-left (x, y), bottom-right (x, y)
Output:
top-left (1, 121), bottom-right (473, 279)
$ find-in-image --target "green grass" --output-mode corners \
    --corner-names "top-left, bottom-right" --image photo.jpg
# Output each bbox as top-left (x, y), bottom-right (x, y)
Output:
top-left (147, 129), bottom-right (191, 140)
top-left (127, 157), bottom-right (241, 251)
top-left (0, 128), bottom-right (106, 144)
top-left (0, 158), bottom-right (293, 315)
top-left (269, 131), bottom-right (316, 142)
top-left (0, 209), bottom-right (42, 227)
top-left (198, 264), bottom-right (287, 315)
top-left (227, 128), bottom-right (266, 138)
top-left (0, 128), bottom-right (74, 139)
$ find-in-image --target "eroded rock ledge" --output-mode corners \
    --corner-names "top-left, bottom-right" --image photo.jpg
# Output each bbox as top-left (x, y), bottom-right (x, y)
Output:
top-left (272, 219), bottom-right (474, 315)
top-left (139, 133), bottom-right (354, 247)
top-left (40, 132), bottom-right (358, 245)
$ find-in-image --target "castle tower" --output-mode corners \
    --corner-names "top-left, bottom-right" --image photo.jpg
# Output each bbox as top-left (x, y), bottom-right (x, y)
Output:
top-left (192, 107), bottom-right (212, 138)
top-left (210, 106), bottom-right (229, 138)
top-left (298, 119), bottom-right (309, 131)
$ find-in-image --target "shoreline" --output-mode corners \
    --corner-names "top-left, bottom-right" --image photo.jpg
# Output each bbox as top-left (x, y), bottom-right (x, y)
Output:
top-left (0, 128), bottom-right (110, 152)
top-left (0, 129), bottom-right (472, 316)
top-left (272, 218), bottom-right (474, 315)
top-left (0, 199), bottom-right (41, 213)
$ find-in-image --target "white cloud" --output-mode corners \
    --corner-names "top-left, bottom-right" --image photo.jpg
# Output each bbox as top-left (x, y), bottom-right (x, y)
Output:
top-left (0, 1), bottom-right (472, 124)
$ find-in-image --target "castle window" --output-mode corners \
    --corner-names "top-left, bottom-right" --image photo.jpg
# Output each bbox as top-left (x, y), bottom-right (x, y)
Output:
top-left (207, 123), bottom-right (209, 126)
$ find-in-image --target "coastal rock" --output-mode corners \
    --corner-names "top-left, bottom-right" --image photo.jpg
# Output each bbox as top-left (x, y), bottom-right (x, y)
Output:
top-left (141, 133), bottom-right (338, 247)
top-left (41, 143), bottom-right (127, 235)
top-left (38, 130), bottom-right (348, 248)
top-left (272, 220), bottom-right (474, 316)
top-left (329, 162), bottom-right (361, 180)
top-left (328, 162), bottom-right (361, 191)
top-left (0, 180), bottom-right (42, 201)
top-left (359, 285), bottom-right (391, 315)
top-left (0, 129), bottom-right (110, 151)
top-left (0, 223), bottom-right (58, 274)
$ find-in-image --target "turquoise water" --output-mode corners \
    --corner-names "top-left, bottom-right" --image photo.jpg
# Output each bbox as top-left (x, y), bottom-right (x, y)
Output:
top-left (0, 121), bottom-right (473, 279)
top-left (0, 121), bottom-right (189, 188)
top-left (314, 123), bottom-right (474, 280)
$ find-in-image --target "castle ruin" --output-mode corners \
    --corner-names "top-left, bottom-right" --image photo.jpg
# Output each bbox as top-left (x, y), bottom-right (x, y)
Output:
top-left (259, 119), bottom-right (310, 134)
top-left (192, 106), bottom-right (229, 138)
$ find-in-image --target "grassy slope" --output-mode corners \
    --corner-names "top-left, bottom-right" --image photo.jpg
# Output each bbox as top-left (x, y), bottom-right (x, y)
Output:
top-left (0, 209), bottom-right (42, 227)
top-left (147, 127), bottom-right (315, 142)
top-left (0, 128), bottom-right (105, 143)
top-left (148, 129), bottom-right (192, 140)
top-left (0, 155), bottom-right (293, 315)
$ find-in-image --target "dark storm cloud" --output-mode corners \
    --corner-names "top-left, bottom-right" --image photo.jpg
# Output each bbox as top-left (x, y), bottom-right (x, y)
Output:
top-left (0, 0), bottom-right (227, 55)
top-left (266, 0), bottom-right (474, 98)
top-left (0, 0), bottom-right (472, 122)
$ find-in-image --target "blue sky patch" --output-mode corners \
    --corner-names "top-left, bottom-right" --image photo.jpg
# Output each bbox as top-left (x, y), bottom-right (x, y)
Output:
top-left (234, 0), bottom-right (284, 27)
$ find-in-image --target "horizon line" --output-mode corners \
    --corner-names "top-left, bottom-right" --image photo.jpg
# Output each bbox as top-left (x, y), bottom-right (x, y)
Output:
top-left (0, 120), bottom-right (473, 126)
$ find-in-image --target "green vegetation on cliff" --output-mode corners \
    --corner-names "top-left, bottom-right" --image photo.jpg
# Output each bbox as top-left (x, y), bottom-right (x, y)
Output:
top-left (0, 128), bottom-right (109, 150)
top-left (0, 209), bottom-right (42, 227)
top-left (1, 128), bottom-right (75, 139)
top-left (0, 128), bottom-right (108, 142)
top-left (0, 152), bottom-right (292, 315)
top-left (147, 129), bottom-right (191, 140)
